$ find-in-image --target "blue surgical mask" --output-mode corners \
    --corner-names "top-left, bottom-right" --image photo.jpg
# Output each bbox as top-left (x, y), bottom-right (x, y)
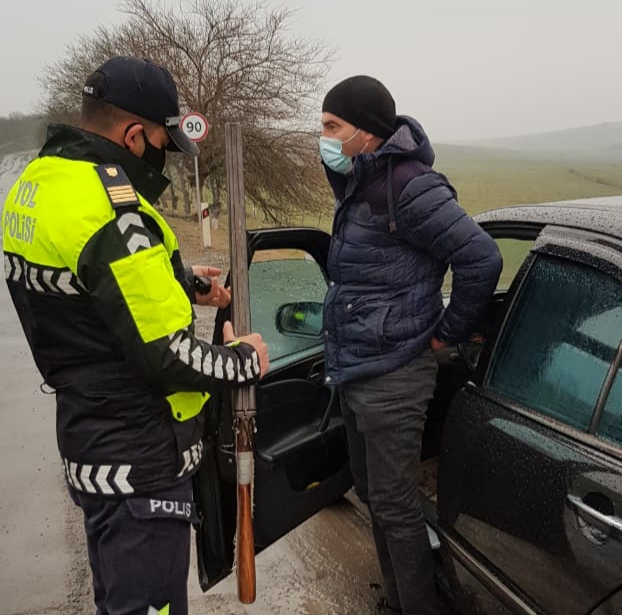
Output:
top-left (319, 129), bottom-right (361, 174)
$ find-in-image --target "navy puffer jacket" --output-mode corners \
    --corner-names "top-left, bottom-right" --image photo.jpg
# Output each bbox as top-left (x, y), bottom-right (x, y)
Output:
top-left (322, 116), bottom-right (502, 385)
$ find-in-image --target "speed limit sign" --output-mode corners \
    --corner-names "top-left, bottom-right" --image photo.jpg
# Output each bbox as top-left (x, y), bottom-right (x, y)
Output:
top-left (181, 112), bottom-right (209, 142)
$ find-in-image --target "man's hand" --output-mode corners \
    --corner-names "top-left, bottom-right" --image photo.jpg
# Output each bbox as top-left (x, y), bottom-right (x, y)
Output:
top-left (191, 265), bottom-right (231, 308)
top-left (430, 336), bottom-right (448, 351)
top-left (223, 320), bottom-right (270, 379)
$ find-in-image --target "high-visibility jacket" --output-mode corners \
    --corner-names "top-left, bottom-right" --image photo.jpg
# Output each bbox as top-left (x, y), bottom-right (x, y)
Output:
top-left (3, 125), bottom-right (260, 496)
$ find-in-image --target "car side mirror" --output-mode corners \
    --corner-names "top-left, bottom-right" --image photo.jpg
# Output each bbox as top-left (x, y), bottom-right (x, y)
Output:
top-left (275, 301), bottom-right (323, 338)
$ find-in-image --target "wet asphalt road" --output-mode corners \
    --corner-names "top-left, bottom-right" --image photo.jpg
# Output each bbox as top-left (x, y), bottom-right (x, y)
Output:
top-left (0, 269), bottom-right (384, 615)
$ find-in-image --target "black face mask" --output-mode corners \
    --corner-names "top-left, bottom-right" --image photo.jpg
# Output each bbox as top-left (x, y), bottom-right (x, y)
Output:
top-left (142, 133), bottom-right (166, 174)
top-left (124, 123), bottom-right (166, 174)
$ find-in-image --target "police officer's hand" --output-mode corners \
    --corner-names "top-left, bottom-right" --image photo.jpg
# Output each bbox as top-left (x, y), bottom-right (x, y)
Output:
top-left (191, 265), bottom-right (231, 308)
top-left (223, 320), bottom-right (270, 379)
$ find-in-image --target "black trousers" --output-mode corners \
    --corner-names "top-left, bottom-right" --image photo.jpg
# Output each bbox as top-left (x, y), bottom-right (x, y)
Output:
top-left (339, 350), bottom-right (443, 615)
top-left (69, 478), bottom-right (196, 615)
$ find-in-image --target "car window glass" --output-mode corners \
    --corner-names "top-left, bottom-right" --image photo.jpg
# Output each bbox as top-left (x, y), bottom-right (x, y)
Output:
top-left (249, 249), bottom-right (326, 365)
top-left (488, 255), bottom-right (622, 431)
top-left (443, 236), bottom-right (534, 294)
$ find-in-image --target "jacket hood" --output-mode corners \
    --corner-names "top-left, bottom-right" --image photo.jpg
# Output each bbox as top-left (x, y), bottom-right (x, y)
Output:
top-left (366, 115), bottom-right (435, 166)
top-left (40, 124), bottom-right (170, 204)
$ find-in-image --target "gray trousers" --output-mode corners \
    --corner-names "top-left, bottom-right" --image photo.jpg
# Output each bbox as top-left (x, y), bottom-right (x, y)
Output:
top-left (339, 350), bottom-right (442, 615)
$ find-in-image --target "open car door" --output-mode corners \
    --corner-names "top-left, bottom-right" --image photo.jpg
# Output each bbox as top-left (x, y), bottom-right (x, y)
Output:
top-left (194, 228), bottom-right (352, 590)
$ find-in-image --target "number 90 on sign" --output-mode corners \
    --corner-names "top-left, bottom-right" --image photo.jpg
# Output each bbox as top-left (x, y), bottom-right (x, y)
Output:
top-left (180, 112), bottom-right (209, 142)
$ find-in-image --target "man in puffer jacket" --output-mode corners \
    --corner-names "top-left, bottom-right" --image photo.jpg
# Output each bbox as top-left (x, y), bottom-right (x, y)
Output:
top-left (320, 76), bottom-right (502, 615)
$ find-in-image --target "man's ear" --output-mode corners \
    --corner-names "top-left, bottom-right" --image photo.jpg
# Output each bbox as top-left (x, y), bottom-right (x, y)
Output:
top-left (123, 123), bottom-right (144, 155)
top-left (360, 130), bottom-right (383, 153)
top-left (360, 130), bottom-right (375, 150)
top-left (360, 129), bottom-right (373, 141)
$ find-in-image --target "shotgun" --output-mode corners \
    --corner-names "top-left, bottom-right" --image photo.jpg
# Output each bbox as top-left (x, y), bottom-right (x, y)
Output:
top-left (224, 122), bottom-right (256, 604)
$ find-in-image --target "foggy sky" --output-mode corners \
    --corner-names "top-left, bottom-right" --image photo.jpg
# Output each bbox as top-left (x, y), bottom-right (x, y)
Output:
top-left (2, 0), bottom-right (621, 141)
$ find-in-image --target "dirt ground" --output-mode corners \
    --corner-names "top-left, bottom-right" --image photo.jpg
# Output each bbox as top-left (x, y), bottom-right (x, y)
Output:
top-left (166, 213), bottom-right (231, 339)
top-left (169, 214), bottom-right (230, 269)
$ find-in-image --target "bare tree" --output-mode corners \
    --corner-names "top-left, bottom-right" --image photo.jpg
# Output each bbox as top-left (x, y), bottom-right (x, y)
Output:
top-left (39, 0), bottom-right (334, 225)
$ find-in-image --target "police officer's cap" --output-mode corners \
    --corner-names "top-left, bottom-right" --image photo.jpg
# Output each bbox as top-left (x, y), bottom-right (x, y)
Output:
top-left (82, 56), bottom-right (199, 156)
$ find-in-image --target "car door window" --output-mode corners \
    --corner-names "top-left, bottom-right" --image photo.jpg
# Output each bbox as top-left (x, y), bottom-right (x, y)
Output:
top-left (249, 249), bottom-right (326, 366)
top-left (488, 255), bottom-right (622, 431)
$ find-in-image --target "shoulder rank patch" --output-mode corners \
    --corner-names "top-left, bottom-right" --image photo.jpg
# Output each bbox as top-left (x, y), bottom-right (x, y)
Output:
top-left (95, 164), bottom-right (140, 210)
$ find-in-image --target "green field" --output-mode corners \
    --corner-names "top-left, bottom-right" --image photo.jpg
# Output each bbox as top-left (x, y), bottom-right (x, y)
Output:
top-left (434, 144), bottom-right (622, 215)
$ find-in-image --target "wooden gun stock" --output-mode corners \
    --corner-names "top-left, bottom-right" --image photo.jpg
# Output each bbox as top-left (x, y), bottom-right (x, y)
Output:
top-left (235, 391), bottom-right (256, 603)
top-left (236, 482), bottom-right (255, 602)
top-left (225, 123), bottom-right (256, 604)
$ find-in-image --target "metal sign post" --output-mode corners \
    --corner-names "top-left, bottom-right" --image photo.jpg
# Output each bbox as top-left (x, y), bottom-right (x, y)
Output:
top-left (180, 112), bottom-right (211, 247)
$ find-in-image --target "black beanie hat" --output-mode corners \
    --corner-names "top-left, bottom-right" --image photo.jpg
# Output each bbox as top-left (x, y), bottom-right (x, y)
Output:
top-left (322, 75), bottom-right (396, 139)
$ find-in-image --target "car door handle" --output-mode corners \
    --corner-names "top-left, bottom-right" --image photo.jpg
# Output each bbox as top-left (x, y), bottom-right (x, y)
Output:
top-left (307, 360), bottom-right (325, 383)
top-left (567, 494), bottom-right (622, 532)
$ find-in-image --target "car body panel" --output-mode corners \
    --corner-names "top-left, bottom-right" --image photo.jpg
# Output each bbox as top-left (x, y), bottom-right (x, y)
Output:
top-left (589, 587), bottom-right (622, 614)
top-left (438, 218), bottom-right (622, 614)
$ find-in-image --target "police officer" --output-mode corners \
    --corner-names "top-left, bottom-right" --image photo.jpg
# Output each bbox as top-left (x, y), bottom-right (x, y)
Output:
top-left (3, 56), bottom-right (269, 615)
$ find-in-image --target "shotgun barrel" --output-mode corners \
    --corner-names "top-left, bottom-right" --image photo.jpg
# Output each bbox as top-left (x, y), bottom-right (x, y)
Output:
top-left (225, 122), bottom-right (256, 604)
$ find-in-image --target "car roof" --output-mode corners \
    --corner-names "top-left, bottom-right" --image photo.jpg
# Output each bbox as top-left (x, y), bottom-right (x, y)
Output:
top-left (475, 195), bottom-right (622, 240)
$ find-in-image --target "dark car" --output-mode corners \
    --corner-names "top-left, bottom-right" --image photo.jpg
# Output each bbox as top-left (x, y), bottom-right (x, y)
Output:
top-left (194, 196), bottom-right (622, 615)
